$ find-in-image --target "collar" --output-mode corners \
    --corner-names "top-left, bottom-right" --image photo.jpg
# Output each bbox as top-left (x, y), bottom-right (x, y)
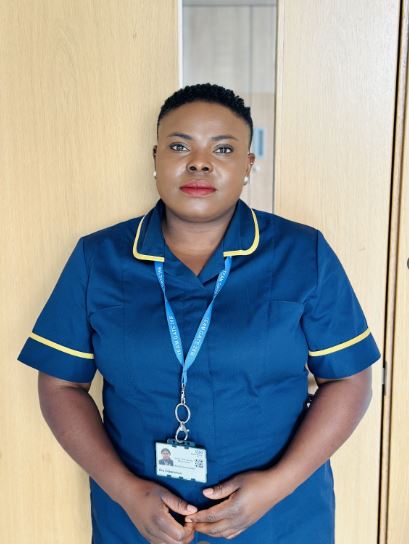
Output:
top-left (132, 198), bottom-right (259, 263)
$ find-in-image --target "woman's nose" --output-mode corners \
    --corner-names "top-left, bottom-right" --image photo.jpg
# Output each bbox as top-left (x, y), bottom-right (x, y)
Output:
top-left (187, 157), bottom-right (212, 173)
top-left (187, 164), bottom-right (210, 172)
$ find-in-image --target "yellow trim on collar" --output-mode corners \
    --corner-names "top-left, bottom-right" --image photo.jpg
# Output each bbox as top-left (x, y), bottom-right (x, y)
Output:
top-left (29, 332), bottom-right (95, 359)
top-left (308, 327), bottom-right (370, 357)
top-left (223, 208), bottom-right (260, 257)
top-left (133, 214), bottom-right (165, 262)
top-left (132, 206), bottom-right (260, 261)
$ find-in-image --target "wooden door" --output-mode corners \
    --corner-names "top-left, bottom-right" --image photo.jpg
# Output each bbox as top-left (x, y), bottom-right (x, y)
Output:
top-left (275, 1), bottom-right (399, 542)
top-left (1, 1), bottom-right (179, 542)
top-left (385, 1), bottom-right (409, 539)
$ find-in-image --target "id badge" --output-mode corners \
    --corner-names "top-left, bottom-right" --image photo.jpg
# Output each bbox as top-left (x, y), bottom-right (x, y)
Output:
top-left (155, 439), bottom-right (207, 483)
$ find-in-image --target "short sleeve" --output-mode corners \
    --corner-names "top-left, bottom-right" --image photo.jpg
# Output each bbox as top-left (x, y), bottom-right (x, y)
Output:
top-left (17, 237), bottom-right (97, 383)
top-left (301, 230), bottom-right (381, 379)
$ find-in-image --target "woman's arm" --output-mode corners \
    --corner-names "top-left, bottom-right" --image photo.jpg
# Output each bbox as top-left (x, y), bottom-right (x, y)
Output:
top-left (37, 372), bottom-right (197, 544)
top-left (37, 372), bottom-right (135, 504)
top-left (265, 365), bottom-right (373, 492)
top-left (183, 366), bottom-right (373, 539)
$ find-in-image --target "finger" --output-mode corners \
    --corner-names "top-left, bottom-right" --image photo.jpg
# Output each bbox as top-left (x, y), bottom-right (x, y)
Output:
top-left (226, 529), bottom-right (244, 539)
top-left (192, 518), bottom-right (242, 539)
top-left (202, 478), bottom-right (241, 501)
top-left (185, 501), bottom-right (231, 524)
top-left (154, 528), bottom-right (187, 544)
top-left (144, 523), bottom-right (185, 544)
top-left (185, 495), bottom-right (239, 524)
top-left (182, 523), bottom-right (196, 544)
top-left (183, 521), bottom-right (195, 538)
top-left (160, 491), bottom-right (198, 516)
top-left (153, 510), bottom-right (188, 542)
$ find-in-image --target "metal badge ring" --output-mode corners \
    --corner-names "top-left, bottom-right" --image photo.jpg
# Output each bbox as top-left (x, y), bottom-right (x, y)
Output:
top-left (175, 402), bottom-right (191, 424)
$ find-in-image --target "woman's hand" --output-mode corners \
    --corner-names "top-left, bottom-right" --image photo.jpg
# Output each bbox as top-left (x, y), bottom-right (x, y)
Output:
top-left (119, 476), bottom-right (198, 544)
top-left (184, 469), bottom-right (292, 540)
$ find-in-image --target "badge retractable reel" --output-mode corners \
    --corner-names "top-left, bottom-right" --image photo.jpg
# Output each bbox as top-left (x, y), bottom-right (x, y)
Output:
top-left (153, 256), bottom-right (232, 483)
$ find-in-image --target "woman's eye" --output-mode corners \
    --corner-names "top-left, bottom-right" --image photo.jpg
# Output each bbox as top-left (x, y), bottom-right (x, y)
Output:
top-left (169, 143), bottom-right (187, 151)
top-left (169, 143), bottom-right (233, 153)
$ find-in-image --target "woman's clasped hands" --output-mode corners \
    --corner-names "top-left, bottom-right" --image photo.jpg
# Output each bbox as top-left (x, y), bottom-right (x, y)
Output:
top-left (120, 469), bottom-right (290, 543)
top-left (184, 468), bottom-right (291, 540)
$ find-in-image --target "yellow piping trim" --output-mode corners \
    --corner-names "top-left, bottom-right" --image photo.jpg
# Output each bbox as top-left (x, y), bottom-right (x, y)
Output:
top-left (29, 332), bottom-right (95, 359)
top-left (133, 214), bottom-right (165, 262)
top-left (308, 327), bottom-right (371, 357)
top-left (223, 208), bottom-right (260, 256)
top-left (133, 205), bottom-right (259, 261)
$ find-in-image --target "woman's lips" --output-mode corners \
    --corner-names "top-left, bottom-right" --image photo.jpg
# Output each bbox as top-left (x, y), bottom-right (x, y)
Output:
top-left (180, 186), bottom-right (216, 196)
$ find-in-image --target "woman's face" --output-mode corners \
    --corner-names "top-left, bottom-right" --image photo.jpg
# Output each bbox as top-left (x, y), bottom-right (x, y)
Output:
top-left (153, 100), bottom-right (255, 222)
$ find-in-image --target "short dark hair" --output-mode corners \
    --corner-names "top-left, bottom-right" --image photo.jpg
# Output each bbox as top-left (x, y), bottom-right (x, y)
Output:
top-left (157, 83), bottom-right (253, 149)
top-left (161, 448), bottom-right (171, 454)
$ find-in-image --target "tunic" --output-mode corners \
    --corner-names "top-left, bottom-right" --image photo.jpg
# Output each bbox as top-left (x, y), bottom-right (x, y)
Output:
top-left (17, 197), bottom-right (382, 543)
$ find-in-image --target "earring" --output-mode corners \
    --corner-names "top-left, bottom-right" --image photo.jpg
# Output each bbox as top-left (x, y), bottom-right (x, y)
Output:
top-left (244, 161), bottom-right (254, 185)
top-left (153, 170), bottom-right (156, 178)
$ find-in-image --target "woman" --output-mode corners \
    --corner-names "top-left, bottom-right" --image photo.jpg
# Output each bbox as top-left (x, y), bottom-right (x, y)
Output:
top-left (17, 83), bottom-right (381, 544)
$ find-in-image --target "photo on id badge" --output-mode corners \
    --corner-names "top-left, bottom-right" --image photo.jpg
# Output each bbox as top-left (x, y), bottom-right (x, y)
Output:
top-left (155, 440), bottom-right (207, 483)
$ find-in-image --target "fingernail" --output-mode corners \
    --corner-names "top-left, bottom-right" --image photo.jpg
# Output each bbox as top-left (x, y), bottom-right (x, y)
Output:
top-left (187, 504), bottom-right (197, 512)
top-left (203, 487), bottom-right (213, 494)
top-left (185, 518), bottom-right (193, 523)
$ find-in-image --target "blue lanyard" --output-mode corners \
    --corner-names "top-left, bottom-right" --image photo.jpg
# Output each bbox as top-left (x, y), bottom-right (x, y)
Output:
top-left (154, 256), bottom-right (232, 387)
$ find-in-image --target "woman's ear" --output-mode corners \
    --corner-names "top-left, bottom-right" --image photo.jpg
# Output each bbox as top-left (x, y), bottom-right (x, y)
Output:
top-left (247, 152), bottom-right (256, 175)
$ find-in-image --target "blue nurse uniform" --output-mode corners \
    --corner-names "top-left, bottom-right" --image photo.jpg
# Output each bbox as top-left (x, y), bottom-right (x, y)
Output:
top-left (17, 197), bottom-right (381, 543)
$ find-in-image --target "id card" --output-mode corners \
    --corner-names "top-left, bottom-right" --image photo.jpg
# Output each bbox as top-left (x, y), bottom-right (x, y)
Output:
top-left (155, 439), bottom-right (207, 483)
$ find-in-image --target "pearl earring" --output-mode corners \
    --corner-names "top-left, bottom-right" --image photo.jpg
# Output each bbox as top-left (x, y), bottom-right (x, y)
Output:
top-left (153, 170), bottom-right (156, 178)
top-left (244, 162), bottom-right (254, 185)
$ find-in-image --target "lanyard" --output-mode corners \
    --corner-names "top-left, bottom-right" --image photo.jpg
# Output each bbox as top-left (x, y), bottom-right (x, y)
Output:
top-left (154, 255), bottom-right (232, 442)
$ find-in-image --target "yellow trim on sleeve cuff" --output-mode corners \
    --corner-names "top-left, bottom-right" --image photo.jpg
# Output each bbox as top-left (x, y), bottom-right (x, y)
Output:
top-left (29, 332), bottom-right (95, 359)
top-left (308, 327), bottom-right (371, 357)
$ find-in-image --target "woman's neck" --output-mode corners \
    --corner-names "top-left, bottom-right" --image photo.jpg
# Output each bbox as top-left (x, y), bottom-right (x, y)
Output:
top-left (161, 204), bottom-right (236, 255)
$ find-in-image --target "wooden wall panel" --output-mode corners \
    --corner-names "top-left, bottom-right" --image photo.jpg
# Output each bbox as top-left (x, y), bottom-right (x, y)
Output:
top-left (387, 3), bottom-right (409, 537)
top-left (1, 1), bottom-right (179, 542)
top-left (275, 1), bottom-right (399, 542)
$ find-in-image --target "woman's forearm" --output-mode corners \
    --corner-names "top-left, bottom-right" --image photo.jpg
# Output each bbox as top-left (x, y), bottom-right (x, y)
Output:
top-left (266, 375), bottom-right (372, 493)
top-left (38, 381), bottom-right (137, 505)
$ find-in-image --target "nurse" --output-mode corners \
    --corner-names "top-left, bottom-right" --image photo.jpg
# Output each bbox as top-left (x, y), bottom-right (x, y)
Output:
top-left (17, 83), bottom-right (381, 544)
